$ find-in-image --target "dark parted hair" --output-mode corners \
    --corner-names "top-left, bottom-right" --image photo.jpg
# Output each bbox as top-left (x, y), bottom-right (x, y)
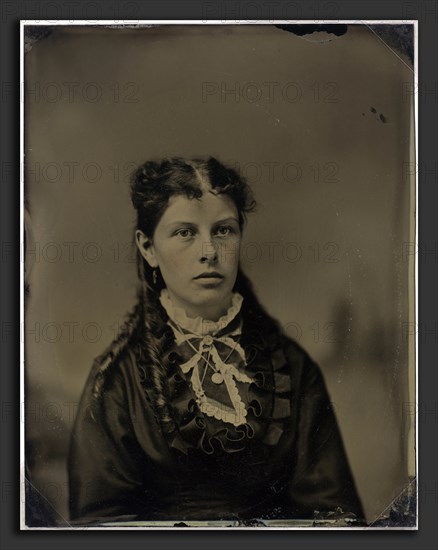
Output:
top-left (94, 156), bottom-right (275, 439)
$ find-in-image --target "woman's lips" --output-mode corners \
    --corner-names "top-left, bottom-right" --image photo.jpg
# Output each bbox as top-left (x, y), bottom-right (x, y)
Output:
top-left (193, 273), bottom-right (224, 287)
top-left (193, 272), bottom-right (224, 280)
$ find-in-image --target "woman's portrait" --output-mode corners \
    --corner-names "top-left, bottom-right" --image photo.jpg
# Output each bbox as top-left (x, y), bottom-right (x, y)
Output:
top-left (68, 156), bottom-right (364, 524)
top-left (22, 22), bottom-right (416, 528)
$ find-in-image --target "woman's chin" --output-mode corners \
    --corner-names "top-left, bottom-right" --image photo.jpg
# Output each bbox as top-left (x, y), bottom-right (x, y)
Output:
top-left (183, 289), bottom-right (233, 319)
top-left (193, 285), bottom-right (232, 301)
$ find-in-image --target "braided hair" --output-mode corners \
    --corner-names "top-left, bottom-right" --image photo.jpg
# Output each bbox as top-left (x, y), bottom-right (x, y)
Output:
top-left (94, 156), bottom-right (269, 438)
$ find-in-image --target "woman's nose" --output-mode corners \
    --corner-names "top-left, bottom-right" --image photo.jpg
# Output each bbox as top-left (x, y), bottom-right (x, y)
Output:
top-left (199, 238), bottom-right (218, 263)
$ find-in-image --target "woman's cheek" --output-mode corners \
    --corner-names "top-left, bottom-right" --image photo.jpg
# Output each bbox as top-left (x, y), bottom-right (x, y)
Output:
top-left (166, 241), bottom-right (193, 269)
top-left (220, 238), bottom-right (240, 265)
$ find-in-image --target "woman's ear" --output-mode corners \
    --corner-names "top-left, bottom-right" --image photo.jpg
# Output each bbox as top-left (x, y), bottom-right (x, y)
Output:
top-left (135, 230), bottom-right (158, 268)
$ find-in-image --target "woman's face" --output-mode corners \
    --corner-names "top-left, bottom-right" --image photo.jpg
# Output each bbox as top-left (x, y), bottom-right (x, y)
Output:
top-left (136, 191), bottom-right (241, 321)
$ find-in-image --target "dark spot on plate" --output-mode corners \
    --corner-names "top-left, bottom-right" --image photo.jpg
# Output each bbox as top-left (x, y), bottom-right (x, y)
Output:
top-left (274, 24), bottom-right (348, 37)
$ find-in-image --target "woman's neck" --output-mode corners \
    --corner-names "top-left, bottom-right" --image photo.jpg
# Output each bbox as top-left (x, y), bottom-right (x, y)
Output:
top-left (165, 290), bottom-right (232, 322)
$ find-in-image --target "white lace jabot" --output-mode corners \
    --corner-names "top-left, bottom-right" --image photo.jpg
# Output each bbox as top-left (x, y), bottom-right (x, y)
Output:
top-left (159, 289), bottom-right (244, 336)
top-left (159, 289), bottom-right (250, 427)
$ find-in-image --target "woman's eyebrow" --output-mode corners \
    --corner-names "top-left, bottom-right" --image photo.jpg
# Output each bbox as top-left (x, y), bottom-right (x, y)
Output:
top-left (213, 217), bottom-right (239, 225)
top-left (166, 218), bottom-right (238, 229)
top-left (166, 221), bottom-right (197, 229)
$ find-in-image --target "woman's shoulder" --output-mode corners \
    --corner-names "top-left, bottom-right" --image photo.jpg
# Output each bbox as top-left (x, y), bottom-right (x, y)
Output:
top-left (248, 304), bottom-right (324, 384)
top-left (85, 344), bottom-right (138, 403)
top-left (249, 305), bottom-right (316, 365)
top-left (265, 326), bottom-right (325, 390)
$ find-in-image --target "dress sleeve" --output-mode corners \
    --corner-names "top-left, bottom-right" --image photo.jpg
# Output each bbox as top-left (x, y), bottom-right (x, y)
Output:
top-left (68, 357), bottom-right (147, 523)
top-left (287, 355), bottom-right (365, 521)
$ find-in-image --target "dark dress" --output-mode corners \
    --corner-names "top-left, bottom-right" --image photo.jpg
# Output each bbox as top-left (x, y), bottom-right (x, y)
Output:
top-left (68, 307), bottom-right (364, 525)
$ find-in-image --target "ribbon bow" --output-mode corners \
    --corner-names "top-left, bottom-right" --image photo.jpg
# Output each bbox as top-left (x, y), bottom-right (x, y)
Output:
top-left (173, 329), bottom-right (247, 377)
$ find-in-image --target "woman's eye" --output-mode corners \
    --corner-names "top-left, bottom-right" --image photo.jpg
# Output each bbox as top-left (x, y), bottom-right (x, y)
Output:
top-left (175, 228), bottom-right (194, 238)
top-left (215, 226), bottom-right (234, 237)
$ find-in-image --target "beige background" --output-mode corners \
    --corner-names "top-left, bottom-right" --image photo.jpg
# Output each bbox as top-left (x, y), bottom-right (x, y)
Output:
top-left (24, 24), bottom-right (415, 524)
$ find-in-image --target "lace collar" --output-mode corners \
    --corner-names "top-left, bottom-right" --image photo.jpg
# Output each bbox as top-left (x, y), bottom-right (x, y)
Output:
top-left (159, 289), bottom-right (244, 336)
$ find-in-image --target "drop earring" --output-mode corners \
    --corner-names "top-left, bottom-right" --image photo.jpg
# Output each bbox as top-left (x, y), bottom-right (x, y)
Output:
top-left (153, 269), bottom-right (158, 285)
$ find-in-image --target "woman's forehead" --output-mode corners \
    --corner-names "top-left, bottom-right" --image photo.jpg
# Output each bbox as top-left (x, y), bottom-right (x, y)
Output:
top-left (160, 193), bottom-right (238, 224)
